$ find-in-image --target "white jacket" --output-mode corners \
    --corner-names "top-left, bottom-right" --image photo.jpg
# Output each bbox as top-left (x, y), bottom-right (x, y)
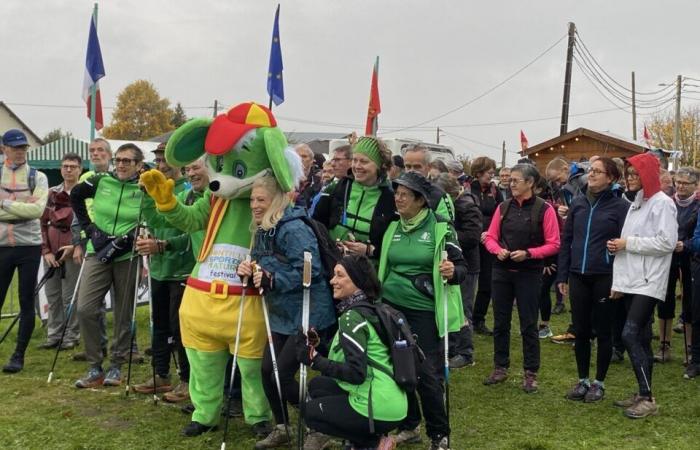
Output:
top-left (612, 190), bottom-right (677, 301)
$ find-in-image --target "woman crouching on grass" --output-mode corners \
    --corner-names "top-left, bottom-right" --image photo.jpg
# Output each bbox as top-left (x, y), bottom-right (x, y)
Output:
top-left (608, 153), bottom-right (677, 418)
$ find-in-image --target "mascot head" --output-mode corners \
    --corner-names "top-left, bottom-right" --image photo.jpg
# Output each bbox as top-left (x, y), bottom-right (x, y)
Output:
top-left (165, 102), bottom-right (303, 199)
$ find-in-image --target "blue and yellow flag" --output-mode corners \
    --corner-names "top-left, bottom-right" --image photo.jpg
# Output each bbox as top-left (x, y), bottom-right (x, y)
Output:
top-left (267, 4), bottom-right (284, 106)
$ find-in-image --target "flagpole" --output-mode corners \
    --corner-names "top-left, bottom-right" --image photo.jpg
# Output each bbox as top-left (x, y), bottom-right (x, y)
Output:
top-left (89, 3), bottom-right (98, 141)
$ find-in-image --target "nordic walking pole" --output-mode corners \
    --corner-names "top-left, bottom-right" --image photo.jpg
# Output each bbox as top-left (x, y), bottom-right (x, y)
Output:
top-left (297, 252), bottom-right (312, 450)
top-left (47, 260), bottom-right (87, 383)
top-left (139, 227), bottom-right (158, 405)
top-left (0, 315), bottom-right (20, 346)
top-left (3, 265), bottom-right (56, 346)
top-left (258, 264), bottom-right (291, 444)
top-left (441, 250), bottom-right (451, 450)
top-left (221, 255), bottom-right (251, 450)
top-left (125, 254), bottom-right (142, 397)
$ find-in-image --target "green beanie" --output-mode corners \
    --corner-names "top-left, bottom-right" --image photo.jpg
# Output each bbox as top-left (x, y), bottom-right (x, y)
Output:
top-left (353, 136), bottom-right (383, 169)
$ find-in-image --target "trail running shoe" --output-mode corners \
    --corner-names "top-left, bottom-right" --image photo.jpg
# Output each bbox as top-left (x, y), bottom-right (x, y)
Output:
top-left (624, 397), bottom-right (658, 419)
top-left (613, 393), bottom-right (641, 408)
top-left (565, 381), bottom-right (588, 401)
top-left (255, 424), bottom-right (291, 449)
top-left (483, 366), bottom-right (508, 385)
top-left (448, 354), bottom-right (475, 369)
top-left (394, 425), bottom-right (422, 445)
top-left (75, 366), bottom-right (105, 388)
top-left (132, 374), bottom-right (172, 394)
top-left (102, 366), bottom-right (122, 386)
top-left (538, 324), bottom-right (553, 339)
top-left (163, 381), bottom-right (190, 403)
top-left (551, 332), bottom-right (575, 345)
top-left (584, 382), bottom-right (605, 403)
top-left (522, 370), bottom-right (538, 393)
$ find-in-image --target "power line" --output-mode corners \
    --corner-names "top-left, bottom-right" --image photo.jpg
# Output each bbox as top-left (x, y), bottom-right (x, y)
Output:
top-left (440, 130), bottom-right (502, 151)
top-left (5, 102), bottom-right (215, 110)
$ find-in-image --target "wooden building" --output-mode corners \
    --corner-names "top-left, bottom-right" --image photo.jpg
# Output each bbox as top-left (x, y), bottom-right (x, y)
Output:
top-left (523, 127), bottom-right (646, 168)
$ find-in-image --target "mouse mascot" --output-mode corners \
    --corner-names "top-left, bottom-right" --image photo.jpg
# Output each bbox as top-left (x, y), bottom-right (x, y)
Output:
top-left (140, 102), bottom-right (303, 437)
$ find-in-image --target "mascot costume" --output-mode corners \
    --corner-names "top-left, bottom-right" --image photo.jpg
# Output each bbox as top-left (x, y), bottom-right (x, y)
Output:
top-left (141, 102), bottom-right (303, 431)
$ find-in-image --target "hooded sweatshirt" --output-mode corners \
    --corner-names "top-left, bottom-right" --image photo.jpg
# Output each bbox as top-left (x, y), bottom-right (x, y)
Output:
top-left (611, 153), bottom-right (677, 301)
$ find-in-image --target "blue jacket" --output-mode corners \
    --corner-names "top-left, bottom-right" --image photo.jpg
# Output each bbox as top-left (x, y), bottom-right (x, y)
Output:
top-left (251, 206), bottom-right (336, 335)
top-left (675, 198), bottom-right (700, 253)
top-left (557, 188), bottom-right (629, 283)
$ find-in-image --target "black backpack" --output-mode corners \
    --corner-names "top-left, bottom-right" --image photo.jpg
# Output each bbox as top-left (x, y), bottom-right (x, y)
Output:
top-left (274, 215), bottom-right (342, 280)
top-left (349, 301), bottom-right (425, 393)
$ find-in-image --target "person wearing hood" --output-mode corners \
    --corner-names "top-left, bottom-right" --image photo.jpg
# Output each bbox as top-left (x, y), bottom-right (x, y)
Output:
top-left (237, 175), bottom-right (336, 448)
top-left (313, 137), bottom-right (396, 260)
top-left (608, 152), bottom-right (677, 419)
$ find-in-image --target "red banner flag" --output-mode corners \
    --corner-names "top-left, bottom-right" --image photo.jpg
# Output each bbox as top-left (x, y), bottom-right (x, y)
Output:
top-left (643, 125), bottom-right (652, 147)
top-left (365, 56), bottom-right (381, 136)
top-left (520, 130), bottom-right (529, 154)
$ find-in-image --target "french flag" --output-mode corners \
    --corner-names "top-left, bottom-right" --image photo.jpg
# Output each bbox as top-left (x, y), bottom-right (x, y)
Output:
top-left (82, 13), bottom-right (105, 130)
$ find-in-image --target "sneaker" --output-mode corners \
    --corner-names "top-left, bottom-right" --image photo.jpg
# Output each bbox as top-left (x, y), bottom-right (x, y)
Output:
top-left (565, 381), bottom-right (588, 401)
top-left (653, 342), bottom-right (671, 363)
top-left (684, 364), bottom-right (700, 379)
top-left (163, 381), bottom-right (190, 403)
top-left (132, 374), bottom-right (172, 394)
top-left (613, 393), bottom-right (641, 408)
top-left (377, 435), bottom-right (397, 450)
top-left (673, 318), bottom-right (684, 334)
top-left (584, 383), bottom-right (605, 403)
top-left (75, 366), bottom-right (105, 388)
top-left (429, 436), bottom-right (449, 450)
top-left (2, 352), bottom-right (24, 373)
top-left (551, 332), bottom-right (576, 344)
top-left (483, 366), bottom-right (508, 385)
top-left (182, 421), bottom-right (217, 437)
top-left (473, 321), bottom-right (493, 336)
top-left (522, 370), bottom-right (538, 393)
top-left (624, 397), bottom-right (658, 419)
top-left (448, 354), bottom-right (475, 369)
top-left (538, 324), bottom-right (553, 339)
top-left (552, 303), bottom-right (566, 315)
top-left (255, 424), bottom-right (291, 449)
top-left (611, 349), bottom-right (625, 363)
top-left (102, 366), bottom-right (122, 386)
top-left (303, 431), bottom-right (332, 450)
top-left (252, 421), bottom-right (274, 438)
top-left (38, 340), bottom-right (60, 349)
top-left (394, 425), bottom-right (422, 445)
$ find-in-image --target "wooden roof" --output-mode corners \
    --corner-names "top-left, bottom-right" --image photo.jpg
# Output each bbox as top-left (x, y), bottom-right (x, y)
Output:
top-left (524, 127), bottom-right (646, 157)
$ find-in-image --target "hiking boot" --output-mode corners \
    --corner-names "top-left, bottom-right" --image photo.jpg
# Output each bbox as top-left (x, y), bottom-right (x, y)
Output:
top-left (163, 381), bottom-right (189, 403)
top-left (38, 340), bottom-right (59, 349)
top-left (255, 424), bottom-right (291, 449)
top-left (132, 374), bottom-right (172, 394)
top-left (565, 381), bottom-right (588, 401)
top-left (673, 318), bottom-right (684, 334)
top-left (182, 421), bottom-right (217, 437)
top-left (2, 352), bottom-right (24, 374)
top-left (584, 382), bottom-right (605, 403)
top-left (624, 397), bottom-right (658, 419)
top-left (684, 364), bottom-right (700, 379)
top-left (483, 366), bottom-right (508, 385)
top-left (252, 421), bottom-right (274, 438)
top-left (102, 366), bottom-right (122, 386)
top-left (377, 435), bottom-right (396, 450)
top-left (394, 425), bottom-right (422, 445)
top-left (429, 436), bottom-right (449, 450)
top-left (303, 431), bottom-right (332, 450)
top-left (75, 366), bottom-right (105, 388)
top-left (448, 354), bottom-right (474, 369)
top-left (522, 370), bottom-right (538, 393)
top-left (613, 393), bottom-right (641, 408)
top-left (473, 321), bottom-right (493, 336)
top-left (552, 303), bottom-right (566, 315)
top-left (611, 349), bottom-right (625, 363)
top-left (221, 397), bottom-right (243, 418)
top-left (538, 324), bottom-right (553, 339)
top-left (551, 332), bottom-right (575, 344)
top-left (653, 342), bottom-right (672, 363)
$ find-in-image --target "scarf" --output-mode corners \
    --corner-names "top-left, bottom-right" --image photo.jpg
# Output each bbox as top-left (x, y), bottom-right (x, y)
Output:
top-left (336, 290), bottom-right (368, 314)
top-left (400, 207), bottom-right (429, 233)
top-left (674, 192), bottom-right (695, 208)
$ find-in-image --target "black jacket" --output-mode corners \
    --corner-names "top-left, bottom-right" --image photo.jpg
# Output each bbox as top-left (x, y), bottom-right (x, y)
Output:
top-left (557, 188), bottom-right (629, 283)
top-left (453, 192), bottom-right (482, 273)
top-left (470, 179), bottom-right (503, 230)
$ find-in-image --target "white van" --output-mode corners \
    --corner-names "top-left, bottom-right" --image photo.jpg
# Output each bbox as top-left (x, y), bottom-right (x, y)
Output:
top-left (328, 137), bottom-right (456, 162)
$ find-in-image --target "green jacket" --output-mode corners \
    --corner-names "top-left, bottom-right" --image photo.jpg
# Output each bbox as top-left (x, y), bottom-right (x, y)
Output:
top-left (378, 215), bottom-right (465, 337)
top-left (142, 177), bottom-right (194, 281)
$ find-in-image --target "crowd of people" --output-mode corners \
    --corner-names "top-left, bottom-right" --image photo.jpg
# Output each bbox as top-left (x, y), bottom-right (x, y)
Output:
top-left (0, 125), bottom-right (698, 450)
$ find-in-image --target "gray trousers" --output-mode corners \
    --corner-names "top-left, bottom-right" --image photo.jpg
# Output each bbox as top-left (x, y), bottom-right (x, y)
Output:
top-left (45, 259), bottom-right (81, 344)
top-left (77, 255), bottom-right (137, 368)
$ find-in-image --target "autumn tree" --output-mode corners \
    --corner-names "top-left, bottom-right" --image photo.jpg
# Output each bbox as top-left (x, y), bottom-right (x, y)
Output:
top-left (170, 102), bottom-right (188, 128)
top-left (103, 80), bottom-right (174, 140)
top-left (647, 106), bottom-right (700, 167)
top-left (42, 128), bottom-right (73, 144)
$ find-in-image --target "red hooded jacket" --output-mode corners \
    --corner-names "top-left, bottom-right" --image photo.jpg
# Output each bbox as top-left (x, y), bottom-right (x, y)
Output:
top-left (627, 152), bottom-right (660, 200)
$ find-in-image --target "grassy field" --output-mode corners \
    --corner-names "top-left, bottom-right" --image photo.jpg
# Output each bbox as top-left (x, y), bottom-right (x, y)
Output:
top-left (1, 291), bottom-right (699, 450)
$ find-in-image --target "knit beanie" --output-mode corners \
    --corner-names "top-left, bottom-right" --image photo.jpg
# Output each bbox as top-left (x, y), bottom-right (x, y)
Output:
top-left (352, 136), bottom-right (383, 169)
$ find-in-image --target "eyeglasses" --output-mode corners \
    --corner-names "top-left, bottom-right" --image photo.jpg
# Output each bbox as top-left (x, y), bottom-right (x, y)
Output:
top-left (589, 169), bottom-right (608, 176)
top-left (153, 157), bottom-right (165, 164)
top-left (61, 164), bottom-right (81, 170)
top-left (625, 172), bottom-right (640, 180)
top-left (112, 158), bottom-right (137, 166)
top-left (394, 191), bottom-right (416, 200)
top-left (676, 180), bottom-right (696, 186)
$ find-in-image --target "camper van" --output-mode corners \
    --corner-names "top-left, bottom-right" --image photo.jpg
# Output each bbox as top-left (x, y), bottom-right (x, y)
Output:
top-left (328, 137), bottom-right (456, 162)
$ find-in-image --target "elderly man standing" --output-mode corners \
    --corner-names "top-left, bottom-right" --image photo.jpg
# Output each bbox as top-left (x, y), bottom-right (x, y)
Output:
top-left (0, 129), bottom-right (49, 373)
top-left (294, 143), bottom-right (321, 209)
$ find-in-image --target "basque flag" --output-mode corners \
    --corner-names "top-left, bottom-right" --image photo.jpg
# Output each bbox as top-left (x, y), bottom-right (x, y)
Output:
top-left (365, 56), bottom-right (381, 136)
top-left (267, 4), bottom-right (284, 106)
top-left (82, 13), bottom-right (105, 129)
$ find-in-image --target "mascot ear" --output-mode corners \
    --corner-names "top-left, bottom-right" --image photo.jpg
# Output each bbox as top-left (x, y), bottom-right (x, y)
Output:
top-left (165, 117), bottom-right (213, 167)
top-left (263, 127), bottom-right (295, 192)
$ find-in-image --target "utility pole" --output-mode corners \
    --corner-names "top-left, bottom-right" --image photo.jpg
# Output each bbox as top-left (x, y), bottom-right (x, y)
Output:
top-left (213, 100), bottom-right (219, 118)
top-left (674, 74), bottom-right (682, 168)
top-left (631, 72), bottom-right (637, 140)
top-left (501, 141), bottom-right (506, 168)
top-left (436, 126), bottom-right (440, 144)
top-left (560, 22), bottom-right (576, 136)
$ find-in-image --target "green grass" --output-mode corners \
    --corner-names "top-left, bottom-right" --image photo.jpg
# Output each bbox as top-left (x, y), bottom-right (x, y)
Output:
top-left (1, 292), bottom-right (699, 450)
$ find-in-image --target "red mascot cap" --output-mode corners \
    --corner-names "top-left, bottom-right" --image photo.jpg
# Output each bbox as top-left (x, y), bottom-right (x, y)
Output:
top-left (205, 102), bottom-right (278, 155)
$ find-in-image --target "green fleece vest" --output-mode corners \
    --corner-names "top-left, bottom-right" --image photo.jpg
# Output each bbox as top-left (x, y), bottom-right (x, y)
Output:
top-left (329, 309), bottom-right (407, 422)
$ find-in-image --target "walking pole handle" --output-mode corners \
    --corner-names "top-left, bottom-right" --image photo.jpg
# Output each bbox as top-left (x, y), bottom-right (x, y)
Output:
top-left (302, 252), bottom-right (312, 288)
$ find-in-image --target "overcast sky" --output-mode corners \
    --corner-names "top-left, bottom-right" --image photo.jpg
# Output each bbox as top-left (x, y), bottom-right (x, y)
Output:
top-left (2, 0), bottom-right (699, 164)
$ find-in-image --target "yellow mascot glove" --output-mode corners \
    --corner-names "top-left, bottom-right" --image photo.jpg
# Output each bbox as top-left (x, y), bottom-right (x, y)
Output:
top-left (140, 170), bottom-right (177, 211)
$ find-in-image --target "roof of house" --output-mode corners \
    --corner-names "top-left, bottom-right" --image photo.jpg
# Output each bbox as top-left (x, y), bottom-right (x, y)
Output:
top-left (0, 101), bottom-right (44, 145)
top-left (524, 127), bottom-right (647, 156)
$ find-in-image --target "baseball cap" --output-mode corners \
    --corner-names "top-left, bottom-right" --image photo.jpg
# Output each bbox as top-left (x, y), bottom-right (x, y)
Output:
top-left (2, 129), bottom-right (29, 148)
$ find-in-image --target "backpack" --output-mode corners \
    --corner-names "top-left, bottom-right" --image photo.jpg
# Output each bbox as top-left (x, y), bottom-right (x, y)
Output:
top-left (349, 301), bottom-right (425, 393)
top-left (0, 166), bottom-right (37, 194)
top-left (499, 196), bottom-right (546, 244)
top-left (274, 215), bottom-right (342, 280)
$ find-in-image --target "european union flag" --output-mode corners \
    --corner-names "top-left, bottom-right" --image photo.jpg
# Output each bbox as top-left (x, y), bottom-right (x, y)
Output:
top-left (267, 4), bottom-right (284, 106)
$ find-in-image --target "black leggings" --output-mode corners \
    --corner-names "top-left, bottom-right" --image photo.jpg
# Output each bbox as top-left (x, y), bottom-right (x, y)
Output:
top-left (622, 294), bottom-right (657, 397)
top-left (304, 376), bottom-right (401, 447)
top-left (0, 246), bottom-right (42, 355)
top-left (150, 279), bottom-right (189, 381)
top-left (569, 273), bottom-right (613, 381)
top-left (658, 254), bottom-right (692, 321)
top-left (539, 268), bottom-right (563, 322)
